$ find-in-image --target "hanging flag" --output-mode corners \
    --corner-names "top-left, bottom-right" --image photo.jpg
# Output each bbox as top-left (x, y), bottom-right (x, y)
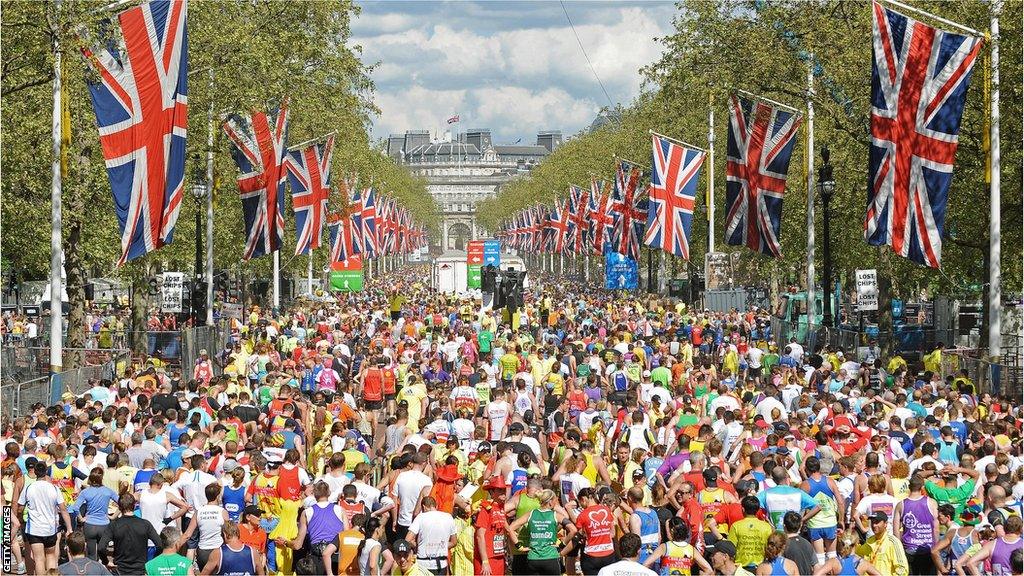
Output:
top-left (223, 100), bottom-right (290, 260)
top-left (644, 134), bottom-right (705, 260)
top-left (285, 135), bottom-right (333, 256)
top-left (567, 185), bottom-right (590, 255)
top-left (82, 0), bottom-right (189, 266)
top-left (588, 179), bottom-right (618, 255)
top-left (865, 1), bottom-right (982, 268)
top-left (328, 212), bottom-right (359, 263)
top-left (611, 160), bottom-right (646, 260)
top-left (547, 200), bottom-right (570, 254)
top-left (359, 187), bottom-right (377, 257)
top-left (345, 182), bottom-right (364, 255)
top-left (724, 94), bottom-right (802, 258)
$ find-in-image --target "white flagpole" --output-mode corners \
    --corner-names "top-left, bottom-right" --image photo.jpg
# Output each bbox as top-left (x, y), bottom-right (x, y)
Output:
top-left (50, 1), bottom-right (64, 391)
top-left (708, 93), bottom-right (716, 254)
top-left (205, 69), bottom-right (215, 326)
top-left (273, 251), bottom-right (280, 309)
top-left (307, 254), bottom-right (313, 296)
top-left (989, 0), bottom-right (1002, 359)
top-left (805, 58), bottom-right (816, 325)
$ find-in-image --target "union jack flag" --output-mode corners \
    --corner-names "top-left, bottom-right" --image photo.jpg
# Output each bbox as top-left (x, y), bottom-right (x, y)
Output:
top-left (866, 2), bottom-right (981, 268)
top-left (285, 135), bottom-right (333, 256)
top-left (359, 187), bottom-right (377, 257)
top-left (82, 0), bottom-right (189, 266)
top-left (530, 205), bottom-right (546, 252)
top-left (724, 95), bottom-right (802, 258)
top-left (224, 100), bottom-right (290, 261)
top-left (327, 213), bottom-right (359, 263)
top-left (547, 199), bottom-right (571, 254)
top-left (645, 134), bottom-right (705, 260)
top-left (588, 179), bottom-right (618, 255)
top-left (567, 185), bottom-right (590, 255)
top-left (343, 177), bottom-right (363, 255)
top-left (611, 160), bottom-right (646, 260)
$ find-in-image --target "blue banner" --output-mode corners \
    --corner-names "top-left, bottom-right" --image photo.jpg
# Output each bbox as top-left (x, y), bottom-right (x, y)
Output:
top-left (605, 251), bottom-right (638, 290)
top-left (483, 240), bottom-right (501, 267)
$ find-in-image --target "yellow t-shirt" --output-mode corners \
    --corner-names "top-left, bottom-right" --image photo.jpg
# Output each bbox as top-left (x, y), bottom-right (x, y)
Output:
top-left (728, 517), bottom-right (773, 567)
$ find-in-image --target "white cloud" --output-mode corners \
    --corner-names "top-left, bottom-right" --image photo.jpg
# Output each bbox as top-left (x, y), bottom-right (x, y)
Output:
top-left (354, 2), bottom-right (675, 143)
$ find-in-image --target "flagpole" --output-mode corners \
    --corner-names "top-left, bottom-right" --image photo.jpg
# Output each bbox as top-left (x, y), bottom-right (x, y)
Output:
top-left (707, 92), bottom-right (716, 254)
top-left (49, 0), bottom-right (64, 400)
top-left (805, 58), bottom-right (816, 326)
top-left (649, 130), bottom-right (707, 153)
top-left (880, 0), bottom-right (983, 35)
top-left (307, 254), bottom-right (313, 296)
top-left (287, 131), bottom-right (337, 152)
top-left (733, 88), bottom-right (802, 115)
top-left (273, 251), bottom-right (280, 310)
top-left (989, 0), bottom-right (1002, 360)
top-left (205, 69), bottom-right (215, 326)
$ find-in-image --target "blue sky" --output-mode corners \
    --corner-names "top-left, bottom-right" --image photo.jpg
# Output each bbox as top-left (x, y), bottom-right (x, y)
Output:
top-left (350, 1), bottom-right (677, 146)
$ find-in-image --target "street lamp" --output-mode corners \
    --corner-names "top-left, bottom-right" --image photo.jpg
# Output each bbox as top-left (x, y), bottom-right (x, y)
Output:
top-left (817, 146), bottom-right (836, 328)
top-left (190, 156), bottom-right (207, 325)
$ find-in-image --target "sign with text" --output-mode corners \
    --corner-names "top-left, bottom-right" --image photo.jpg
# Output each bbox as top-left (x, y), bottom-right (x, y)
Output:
top-left (467, 240), bottom-right (485, 266)
top-left (483, 239), bottom-right (501, 267)
top-left (467, 265), bottom-right (482, 289)
top-left (161, 272), bottom-right (184, 313)
top-left (856, 269), bottom-right (878, 311)
top-left (605, 252), bottom-right (638, 290)
top-left (330, 256), bottom-right (364, 292)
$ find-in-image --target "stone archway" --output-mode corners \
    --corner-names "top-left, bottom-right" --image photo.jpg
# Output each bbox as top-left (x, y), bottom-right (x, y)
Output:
top-left (447, 222), bottom-right (472, 251)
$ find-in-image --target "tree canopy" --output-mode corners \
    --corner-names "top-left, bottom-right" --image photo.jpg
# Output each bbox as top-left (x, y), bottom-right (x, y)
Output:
top-left (477, 0), bottom-right (1022, 299)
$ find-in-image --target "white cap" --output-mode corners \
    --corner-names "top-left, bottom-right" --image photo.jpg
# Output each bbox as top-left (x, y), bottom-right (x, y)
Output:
top-left (643, 370), bottom-right (652, 377)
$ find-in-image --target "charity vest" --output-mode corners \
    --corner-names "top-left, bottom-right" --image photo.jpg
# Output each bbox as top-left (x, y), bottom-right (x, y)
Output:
top-left (382, 368), bottom-right (397, 395)
top-left (698, 488), bottom-right (727, 529)
top-left (51, 461), bottom-right (76, 506)
top-left (276, 465), bottom-right (302, 501)
top-left (662, 541), bottom-right (695, 576)
top-left (363, 368), bottom-right (383, 402)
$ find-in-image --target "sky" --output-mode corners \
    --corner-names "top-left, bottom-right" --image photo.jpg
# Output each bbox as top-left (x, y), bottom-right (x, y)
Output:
top-left (350, 1), bottom-right (677, 146)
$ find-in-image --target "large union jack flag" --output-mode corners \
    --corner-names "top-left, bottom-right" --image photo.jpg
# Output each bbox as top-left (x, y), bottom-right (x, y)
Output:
top-left (285, 135), bottom-right (334, 256)
top-left (866, 2), bottom-right (981, 268)
top-left (724, 95), bottom-right (802, 258)
top-left (224, 100), bottom-right (290, 260)
top-left (327, 213), bottom-right (359, 263)
top-left (645, 134), bottom-right (705, 260)
top-left (611, 160), bottom-right (646, 260)
top-left (82, 0), bottom-right (189, 266)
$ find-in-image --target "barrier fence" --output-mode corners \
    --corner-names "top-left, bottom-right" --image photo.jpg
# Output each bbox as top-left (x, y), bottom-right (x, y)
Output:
top-left (768, 316), bottom-right (1022, 396)
top-left (1, 322), bottom-right (231, 418)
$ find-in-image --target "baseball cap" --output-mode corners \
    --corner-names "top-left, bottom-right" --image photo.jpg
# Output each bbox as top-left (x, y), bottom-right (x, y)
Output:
top-left (182, 449), bottom-right (198, 458)
top-left (222, 460), bottom-right (240, 473)
top-left (632, 468), bottom-right (646, 478)
top-left (867, 511), bottom-right (889, 523)
top-left (754, 417), bottom-right (770, 429)
top-left (706, 539), bottom-right (737, 558)
top-left (477, 441), bottom-right (492, 453)
top-left (391, 540), bottom-right (413, 556)
top-left (484, 475), bottom-right (508, 490)
top-left (703, 468), bottom-right (719, 487)
top-left (508, 422), bottom-right (525, 434)
top-left (642, 370), bottom-right (651, 377)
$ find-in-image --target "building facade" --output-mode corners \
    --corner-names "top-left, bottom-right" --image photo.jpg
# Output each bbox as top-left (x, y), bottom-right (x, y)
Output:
top-left (387, 129), bottom-right (562, 250)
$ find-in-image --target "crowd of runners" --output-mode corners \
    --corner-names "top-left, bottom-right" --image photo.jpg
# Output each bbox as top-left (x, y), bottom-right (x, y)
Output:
top-left (2, 267), bottom-right (1022, 576)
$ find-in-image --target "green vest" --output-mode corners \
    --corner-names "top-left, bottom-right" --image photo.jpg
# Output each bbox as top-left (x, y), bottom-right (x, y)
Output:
top-left (526, 508), bottom-right (559, 560)
top-left (514, 493), bottom-right (541, 555)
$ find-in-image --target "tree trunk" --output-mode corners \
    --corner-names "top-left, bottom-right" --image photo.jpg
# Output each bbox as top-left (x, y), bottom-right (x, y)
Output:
top-left (131, 272), bottom-right (150, 356)
top-left (63, 189), bottom-right (85, 370)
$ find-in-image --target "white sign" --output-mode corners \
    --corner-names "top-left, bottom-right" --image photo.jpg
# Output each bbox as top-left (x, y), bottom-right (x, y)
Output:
top-left (856, 269), bottom-right (878, 311)
top-left (161, 272), bottom-right (184, 313)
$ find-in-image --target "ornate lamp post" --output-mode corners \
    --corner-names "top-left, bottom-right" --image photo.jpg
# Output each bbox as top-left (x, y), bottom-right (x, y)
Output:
top-left (818, 146), bottom-right (836, 328)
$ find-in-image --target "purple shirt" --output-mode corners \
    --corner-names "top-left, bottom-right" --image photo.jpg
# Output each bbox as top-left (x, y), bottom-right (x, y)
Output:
top-left (656, 452), bottom-right (690, 477)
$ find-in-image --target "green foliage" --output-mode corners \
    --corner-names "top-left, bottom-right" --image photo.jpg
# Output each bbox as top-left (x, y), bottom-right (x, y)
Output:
top-left (478, 0), bottom-right (1022, 298)
top-left (1, 0), bottom-right (437, 284)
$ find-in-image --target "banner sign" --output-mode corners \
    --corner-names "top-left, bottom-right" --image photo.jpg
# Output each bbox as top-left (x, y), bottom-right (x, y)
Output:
top-left (483, 240), bottom-right (501, 267)
top-left (605, 252), bottom-right (638, 290)
top-left (856, 269), bottom-right (878, 311)
top-left (330, 256), bottom-right (364, 292)
top-left (467, 265), bottom-right (482, 289)
top-left (161, 272), bottom-right (184, 313)
top-left (467, 240), bottom-right (485, 266)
